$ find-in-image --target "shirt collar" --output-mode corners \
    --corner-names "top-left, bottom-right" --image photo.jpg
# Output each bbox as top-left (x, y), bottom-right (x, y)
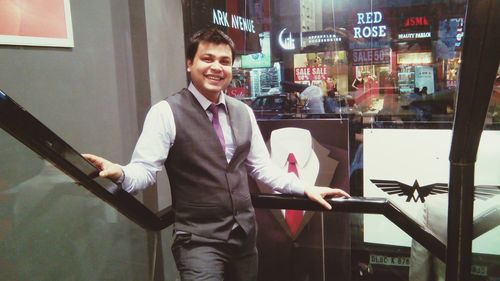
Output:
top-left (188, 83), bottom-right (227, 111)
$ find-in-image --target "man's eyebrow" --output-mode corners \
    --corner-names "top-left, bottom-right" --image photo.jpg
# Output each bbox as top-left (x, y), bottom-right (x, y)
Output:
top-left (200, 53), bottom-right (231, 60)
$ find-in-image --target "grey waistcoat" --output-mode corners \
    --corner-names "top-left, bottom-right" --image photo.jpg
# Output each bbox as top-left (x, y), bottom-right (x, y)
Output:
top-left (165, 89), bottom-right (255, 241)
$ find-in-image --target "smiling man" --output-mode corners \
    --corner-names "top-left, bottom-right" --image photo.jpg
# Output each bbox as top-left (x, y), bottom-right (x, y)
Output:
top-left (84, 28), bottom-right (349, 281)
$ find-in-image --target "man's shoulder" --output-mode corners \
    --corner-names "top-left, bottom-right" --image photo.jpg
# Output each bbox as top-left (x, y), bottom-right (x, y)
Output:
top-left (165, 88), bottom-right (190, 101)
top-left (226, 95), bottom-right (253, 114)
top-left (225, 95), bottom-right (255, 124)
top-left (225, 94), bottom-right (247, 107)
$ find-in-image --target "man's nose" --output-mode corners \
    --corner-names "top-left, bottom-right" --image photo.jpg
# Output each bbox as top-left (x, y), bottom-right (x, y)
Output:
top-left (210, 61), bottom-right (223, 71)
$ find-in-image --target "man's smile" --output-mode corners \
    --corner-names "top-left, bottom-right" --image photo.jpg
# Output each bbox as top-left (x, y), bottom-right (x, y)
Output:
top-left (205, 74), bottom-right (225, 81)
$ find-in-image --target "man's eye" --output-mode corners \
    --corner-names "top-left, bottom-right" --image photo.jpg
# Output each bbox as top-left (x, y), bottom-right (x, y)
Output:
top-left (202, 57), bottom-right (213, 62)
top-left (220, 60), bottom-right (231, 66)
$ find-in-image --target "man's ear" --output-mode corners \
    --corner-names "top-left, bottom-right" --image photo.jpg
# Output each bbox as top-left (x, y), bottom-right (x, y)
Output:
top-left (186, 60), bottom-right (192, 72)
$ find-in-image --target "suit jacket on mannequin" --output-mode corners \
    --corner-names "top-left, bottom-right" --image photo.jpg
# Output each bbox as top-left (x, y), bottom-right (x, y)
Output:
top-left (250, 127), bottom-right (351, 281)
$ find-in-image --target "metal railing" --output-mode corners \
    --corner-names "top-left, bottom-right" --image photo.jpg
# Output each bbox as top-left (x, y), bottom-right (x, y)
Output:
top-left (0, 88), bottom-right (447, 260)
top-left (446, 1), bottom-right (500, 280)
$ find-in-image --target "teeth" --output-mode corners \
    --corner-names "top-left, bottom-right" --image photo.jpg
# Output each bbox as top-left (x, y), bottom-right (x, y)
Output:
top-left (206, 75), bottom-right (223, 80)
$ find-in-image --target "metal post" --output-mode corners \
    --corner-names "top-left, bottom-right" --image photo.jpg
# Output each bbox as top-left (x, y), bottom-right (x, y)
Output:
top-left (446, 1), bottom-right (500, 280)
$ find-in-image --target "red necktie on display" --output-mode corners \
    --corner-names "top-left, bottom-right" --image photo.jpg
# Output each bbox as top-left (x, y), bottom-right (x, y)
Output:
top-left (285, 153), bottom-right (303, 236)
top-left (208, 103), bottom-right (226, 151)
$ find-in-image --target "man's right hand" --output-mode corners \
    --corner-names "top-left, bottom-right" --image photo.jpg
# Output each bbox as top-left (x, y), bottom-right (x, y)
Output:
top-left (82, 153), bottom-right (123, 181)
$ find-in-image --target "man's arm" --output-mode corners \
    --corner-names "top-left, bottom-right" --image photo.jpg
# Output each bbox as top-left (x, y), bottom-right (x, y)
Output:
top-left (84, 101), bottom-right (174, 193)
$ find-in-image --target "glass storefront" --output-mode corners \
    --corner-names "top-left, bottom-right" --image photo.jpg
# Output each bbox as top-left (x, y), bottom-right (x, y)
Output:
top-left (180, 0), bottom-right (482, 121)
top-left (181, 1), bottom-right (500, 280)
top-left (1, 1), bottom-right (496, 281)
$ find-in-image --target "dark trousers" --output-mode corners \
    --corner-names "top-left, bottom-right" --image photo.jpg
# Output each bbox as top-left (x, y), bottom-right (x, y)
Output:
top-left (172, 226), bottom-right (258, 281)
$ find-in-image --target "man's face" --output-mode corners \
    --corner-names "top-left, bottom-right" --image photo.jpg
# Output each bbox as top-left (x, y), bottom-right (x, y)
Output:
top-left (187, 41), bottom-right (233, 102)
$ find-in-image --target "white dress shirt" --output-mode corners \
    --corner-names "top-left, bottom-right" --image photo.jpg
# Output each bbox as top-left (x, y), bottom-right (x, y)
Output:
top-left (120, 83), bottom-right (306, 196)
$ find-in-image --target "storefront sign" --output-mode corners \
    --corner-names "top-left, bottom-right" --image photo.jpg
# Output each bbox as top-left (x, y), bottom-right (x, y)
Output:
top-left (453, 18), bottom-right (465, 47)
top-left (353, 11), bottom-right (387, 39)
top-left (212, 8), bottom-right (255, 33)
top-left (437, 18), bottom-right (465, 59)
top-left (398, 32), bottom-right (431, 39)
top-left (227, 87), bottom-right (246, 97)
top-left (278, 29), bottom-right (344, 51)
top-left (241, 32), bottom-right (271, 68)
top-left (352, 48), bottom-right (391, 66)
top-left (278, 28), bottom-right (295, 50)
top-left (403, 16), bottom-right (429, 27)
top-left (349, 40), bottom-right (389, 50)
top-left (415, 65), bottom-right (435, 94)
top-left (397, 52), bottom-right (432, 64)
top-left (294, 66), bottom-right (328, 81)
top-left (306, 33), bottom-right (341, 44)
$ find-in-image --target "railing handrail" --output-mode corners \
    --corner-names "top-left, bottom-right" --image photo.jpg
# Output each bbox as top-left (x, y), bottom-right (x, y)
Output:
top-left (0, 90), bottom-right (171, 231)
top-left (251, 193), bottom-right (447, 261)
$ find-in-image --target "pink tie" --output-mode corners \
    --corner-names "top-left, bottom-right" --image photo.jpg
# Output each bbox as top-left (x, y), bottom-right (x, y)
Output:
top-left (208, 103), bottom-right (226, 150)
top-left (285, 153), bottom-right (303, 236)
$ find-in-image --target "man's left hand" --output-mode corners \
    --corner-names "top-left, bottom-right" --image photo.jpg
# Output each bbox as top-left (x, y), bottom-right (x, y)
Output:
top-left (304, 186), bottom-right (350, 210)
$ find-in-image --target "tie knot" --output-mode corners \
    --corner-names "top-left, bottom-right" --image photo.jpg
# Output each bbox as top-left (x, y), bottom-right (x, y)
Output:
top-left (208, 103), bottom-right (224, 115)
top-left (287, 153), bottom-right (296, 164)
top-left (208, 103), bottom-right (218, 114)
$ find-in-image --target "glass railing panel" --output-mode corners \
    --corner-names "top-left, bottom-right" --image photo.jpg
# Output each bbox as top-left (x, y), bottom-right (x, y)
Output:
top-left (354, 210), bottom-right (499, 281)
top-left (471, 70), bottom-right (500, 280)
top-left (252, 208), bottom-right (352, 280)
top-left (0, 130), bottom-right (154, 281)
top-left (254, 210), bottom-right (441, 281)
top-left (486, 66), bottom-right (500, 128)
top-left (353, 213), bottom-right (413, 281)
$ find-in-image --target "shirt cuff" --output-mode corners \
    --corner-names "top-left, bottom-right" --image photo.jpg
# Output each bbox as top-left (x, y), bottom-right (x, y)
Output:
top-left (116, 167), bottom-right (125, 184)
top-left (289, 174), bottom-right (306, 196)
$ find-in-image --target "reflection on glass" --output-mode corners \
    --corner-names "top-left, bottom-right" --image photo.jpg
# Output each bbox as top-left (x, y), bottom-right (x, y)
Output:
top-left (0, 130), bottom-right (153, 280)
top-left (486, 66), bottom-right (500, 127)
top-left (222, 0), bottom-right (466, 123)
top-left (351, 213), bottom-right (412, 280)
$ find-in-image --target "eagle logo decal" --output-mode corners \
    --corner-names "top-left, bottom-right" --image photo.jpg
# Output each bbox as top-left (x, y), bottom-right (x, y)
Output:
top-left (370, 179), bottom-right (500, 203)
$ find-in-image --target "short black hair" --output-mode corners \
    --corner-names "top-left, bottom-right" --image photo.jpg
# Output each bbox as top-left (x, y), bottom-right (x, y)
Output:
top-left (186, 27), bottom-right (236, 63)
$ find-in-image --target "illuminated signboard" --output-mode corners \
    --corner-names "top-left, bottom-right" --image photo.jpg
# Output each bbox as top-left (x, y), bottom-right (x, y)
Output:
top-left (294, 66), bottom-right (328, 81)
top-left (183, 0), bottom-right (263, 54)
top-left (353, 11), bottom-right (387, 39)
top-left (212, 8), bottom-right (256, 33)
top-left (398, 32), bottom-right (431, 39)
top-left (278, 28), bottom-right (296, 50)
top-left (415, 65), bottom-right (435, 94)
top-left (437, 18), bottom-right (465, 56)
top-left (399, 14), bottom-right (432, 40)
top-left (306, 33), bottom-right (341, 44)
top-left (397, 52), bottom-right (432, 64)
top-left (403, 16), bottom-right (429, 27)
top-left (241, 32), bottom-right (271, 68)
top-left (352, 48), bottom-right (391, 66)
top-left (278, 29), bottom-right (343, 51)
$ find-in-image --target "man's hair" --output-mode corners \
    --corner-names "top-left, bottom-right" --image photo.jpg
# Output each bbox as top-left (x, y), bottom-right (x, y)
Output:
top-left (186, 27), bottom-right (236, 62)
